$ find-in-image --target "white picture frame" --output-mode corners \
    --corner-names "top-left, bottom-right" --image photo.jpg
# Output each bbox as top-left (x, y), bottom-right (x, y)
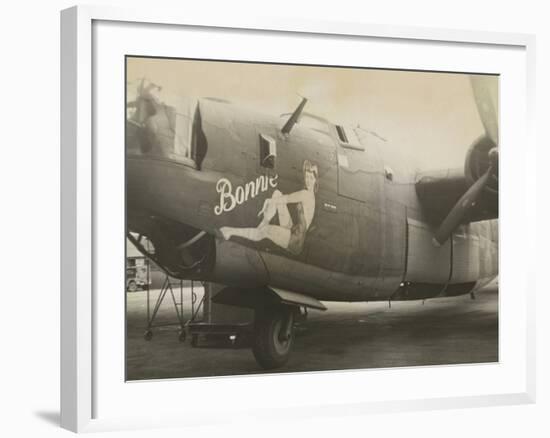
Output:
top-left (60, 5), bottom-right (536, 433)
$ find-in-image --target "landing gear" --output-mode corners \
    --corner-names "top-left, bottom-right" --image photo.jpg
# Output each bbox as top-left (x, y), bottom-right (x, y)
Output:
top-left (252, 306), bottom-right (295, 369)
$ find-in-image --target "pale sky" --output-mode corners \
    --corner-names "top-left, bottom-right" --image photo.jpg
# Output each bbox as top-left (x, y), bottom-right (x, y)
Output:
top-left (127, 57), bottom-right (498, 170)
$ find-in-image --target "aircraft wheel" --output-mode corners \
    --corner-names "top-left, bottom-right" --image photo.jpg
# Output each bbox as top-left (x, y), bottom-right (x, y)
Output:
top-left (178, 330), bottom-right (186, 343)
top-left (252, 306), bottom-right (295, 369)
top-left (127, 280), bottom-right (137, 292)
top-left (144, 330), bottom-right (153, 341)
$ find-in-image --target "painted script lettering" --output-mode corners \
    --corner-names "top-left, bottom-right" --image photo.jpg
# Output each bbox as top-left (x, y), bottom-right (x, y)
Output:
top-left (214, 174), bottom-right (278, 215)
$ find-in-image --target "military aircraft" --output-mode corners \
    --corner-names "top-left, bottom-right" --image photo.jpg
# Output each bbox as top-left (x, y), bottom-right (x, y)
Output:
top-left (125, 74), bottom-right (498, 370)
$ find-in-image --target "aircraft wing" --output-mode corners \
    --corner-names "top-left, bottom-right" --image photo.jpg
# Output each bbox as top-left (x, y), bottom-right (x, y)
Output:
top-left (415, 167), bottom-right (497, 226)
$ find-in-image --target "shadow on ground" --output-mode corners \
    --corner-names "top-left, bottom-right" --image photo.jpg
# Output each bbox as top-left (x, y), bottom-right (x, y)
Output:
top-left (126, 285), bottom-right (498, 380)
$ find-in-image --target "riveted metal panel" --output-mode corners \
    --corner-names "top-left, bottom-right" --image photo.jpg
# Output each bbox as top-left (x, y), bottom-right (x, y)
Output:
top-left (406, 218), bottom-right (451, 283)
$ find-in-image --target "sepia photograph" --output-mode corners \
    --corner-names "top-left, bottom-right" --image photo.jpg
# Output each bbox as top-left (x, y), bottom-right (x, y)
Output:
top-left (125, 56), bottom-right (498, 380)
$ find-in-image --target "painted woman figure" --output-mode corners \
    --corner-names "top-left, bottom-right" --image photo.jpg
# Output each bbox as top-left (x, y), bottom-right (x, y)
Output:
top-left (220, 160), bottom-right (319, 255)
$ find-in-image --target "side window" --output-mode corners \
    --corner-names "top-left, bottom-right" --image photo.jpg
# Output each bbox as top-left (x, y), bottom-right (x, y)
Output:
top-left (335, 125), bottom-right (364, 151)
top-left (173, 100), bottom-right (197, 163)
top-left (173, 101), bottom-right (207, 169)
top-left (259, 134), bottom-right (277, 169)
top-left (174, 112), bottom-right (194, 160)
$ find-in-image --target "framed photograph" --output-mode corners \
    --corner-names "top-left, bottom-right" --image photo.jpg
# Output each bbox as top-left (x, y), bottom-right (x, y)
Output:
top-left (61, 5), bottom-right (536, 433)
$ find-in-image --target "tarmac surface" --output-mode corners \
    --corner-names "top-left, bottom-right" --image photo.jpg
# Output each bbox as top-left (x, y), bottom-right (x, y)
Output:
top-left (126, 283), bottom-right (498, 380)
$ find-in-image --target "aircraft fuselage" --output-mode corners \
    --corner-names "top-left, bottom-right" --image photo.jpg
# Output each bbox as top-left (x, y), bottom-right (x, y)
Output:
top-left (126, 97), bottom-right (498, 303)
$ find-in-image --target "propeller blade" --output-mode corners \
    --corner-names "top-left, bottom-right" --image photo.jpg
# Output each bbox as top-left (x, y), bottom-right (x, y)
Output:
top-left (470, 76), bottom-right (499, 146)
top-left (433, 166), bottom-right (492, 245)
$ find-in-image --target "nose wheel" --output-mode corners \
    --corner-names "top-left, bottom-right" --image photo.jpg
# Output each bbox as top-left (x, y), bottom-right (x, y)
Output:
top-left (252, 306), bottom-right (295, 369)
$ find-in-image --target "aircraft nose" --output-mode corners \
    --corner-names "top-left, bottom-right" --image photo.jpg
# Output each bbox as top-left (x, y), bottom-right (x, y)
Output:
top-left (126, 94), bottom-right (205, 169)
top-left (126, 119), bottom-right (144, 156)
top-left (125, 115), bottom-right (170, 158)
top-left (126, 153), bottom-right (219, 245)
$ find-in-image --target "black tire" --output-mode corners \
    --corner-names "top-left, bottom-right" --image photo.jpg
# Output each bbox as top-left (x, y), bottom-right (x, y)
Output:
top-left (127, 280), bottom-right (137, 292)
top-left (252, 306), bottom-right (295, 369)
top-left (144, 330), bottom-right (153, 341)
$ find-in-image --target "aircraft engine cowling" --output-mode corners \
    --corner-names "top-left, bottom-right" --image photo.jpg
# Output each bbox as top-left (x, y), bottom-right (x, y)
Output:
top-left (416, 135), bottom-right (499, 226)
top-left (415, 136), bottom-right (499, 245)
top-left (425, 75), bottom-right (500, 244)
top-left (427, 134), bottom-right (498, 245)
top-left (460, 135), bottom-right (499, 223)
top-left (464, 135), bottom-right (498, 198)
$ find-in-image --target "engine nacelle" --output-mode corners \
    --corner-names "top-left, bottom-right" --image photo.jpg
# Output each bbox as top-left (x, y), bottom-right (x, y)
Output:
top-left (463, 135), bottom-right (498, 217)
top-left (416, 135), bottom-right (498, 225)
top-left (465, 135), bottom-right (498, 195)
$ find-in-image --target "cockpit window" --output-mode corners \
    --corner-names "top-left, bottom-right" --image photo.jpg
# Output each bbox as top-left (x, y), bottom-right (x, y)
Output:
top-left (172, 99), bottom-right (207, 169)
top-left (173, 101), bottom-right (196, 161)
top-left (125, 79), bottom-right (209, 169)
top-left (173, 100), bottom-right (205, 164)
top-left (191, 106), bottom-right (208, 169)
top-left (128, 95), bottom-right (208, 169)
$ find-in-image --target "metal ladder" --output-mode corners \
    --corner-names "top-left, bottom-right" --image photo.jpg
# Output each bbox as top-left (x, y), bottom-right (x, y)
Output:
top-left (143, 277), bottom-right (205, 343)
